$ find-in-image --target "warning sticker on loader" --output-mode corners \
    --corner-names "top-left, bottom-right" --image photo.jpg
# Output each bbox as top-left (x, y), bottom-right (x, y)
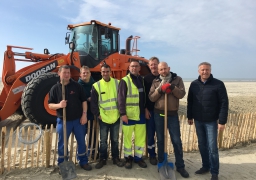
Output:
top-left (12, 85), bottom-right (26, 94)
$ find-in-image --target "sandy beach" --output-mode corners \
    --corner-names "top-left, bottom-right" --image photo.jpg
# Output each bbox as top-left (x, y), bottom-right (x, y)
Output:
top-left (0, 81), bottom-right (256, 180)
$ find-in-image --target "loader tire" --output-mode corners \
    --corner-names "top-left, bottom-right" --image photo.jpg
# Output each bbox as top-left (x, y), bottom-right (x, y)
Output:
top-left (21, 72), bottom-right (59, 126)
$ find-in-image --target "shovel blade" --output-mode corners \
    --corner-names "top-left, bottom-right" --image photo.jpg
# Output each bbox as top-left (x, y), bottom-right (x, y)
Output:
top-left (159, 164), bottom-right (176, 180)
top-left (59, 160), bottom-right (77, 180)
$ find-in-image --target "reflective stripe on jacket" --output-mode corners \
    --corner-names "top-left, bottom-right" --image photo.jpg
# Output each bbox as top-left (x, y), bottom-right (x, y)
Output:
top-left (93, 77), bottom-right (120, 123)
top-left (122, 74), bottom-right (141, 120)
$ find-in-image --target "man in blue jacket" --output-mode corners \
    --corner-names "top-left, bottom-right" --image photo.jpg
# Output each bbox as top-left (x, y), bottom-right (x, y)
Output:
top-left (187, 62), bottom-right (228, 180)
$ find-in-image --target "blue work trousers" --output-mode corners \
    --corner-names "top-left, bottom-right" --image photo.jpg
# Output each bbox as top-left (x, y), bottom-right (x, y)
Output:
top-left (154, 113), bottom-right (185, 169)
top-left (56, 118), bottom-right (88, 166)
top-left (194, 120), bottom-right (219, 175)
top-left (146, 111), bottom-right (156, 157)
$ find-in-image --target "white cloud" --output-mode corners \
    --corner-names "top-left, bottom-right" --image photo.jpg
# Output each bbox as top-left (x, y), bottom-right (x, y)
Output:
top-left (65, 0), bottom-right (256, 53)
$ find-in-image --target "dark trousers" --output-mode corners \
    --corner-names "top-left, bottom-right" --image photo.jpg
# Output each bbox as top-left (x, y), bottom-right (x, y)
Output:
top-left (99, 119), bottom-right (120, 160)
top-left (146, 111), bottom-right (156, 157)
top-left (154, 113), bottom-right (185, 169)
top-left (195, 120), bottom-right (219, 175)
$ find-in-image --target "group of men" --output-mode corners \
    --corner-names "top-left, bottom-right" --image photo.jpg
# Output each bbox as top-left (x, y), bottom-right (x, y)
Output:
top-left (48, 57), bottom-right (228, 180)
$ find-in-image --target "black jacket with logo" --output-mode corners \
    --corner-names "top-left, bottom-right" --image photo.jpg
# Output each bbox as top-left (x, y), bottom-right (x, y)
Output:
top-left (48, 79), bottom-right (87, 121)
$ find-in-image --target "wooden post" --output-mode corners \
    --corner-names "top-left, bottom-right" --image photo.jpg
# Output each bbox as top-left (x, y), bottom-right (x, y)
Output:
top-left (239, 114), bottom-right (246, 143)
top-left (227, 114), bottom-right (235, 148)
top-left (187, 125), bottom-right (191, 152)
top-left (218, 130), bottom-right (224, 148)
top-left (13, 126), bottom-right (19, 169)
top-left (52, 132), bottom-right (58, 166)
top-left (31, 125), bottom-right (36, 168)
top-left (7, 128), bottom-right (13, 172)
top-left (235, 114), bottom-right (242, 145)
top-left (191, 124), bottom-right (197, 151)
top-left (89, 119), bottom-right (95, 163)
top-left (45, 130), bottom-right (50, 168)
top-left (49, 124), bottom-right (54, 166)
top-left (244, 114), bottom-right (250, 143)
top-left (69, 133), bottom-right (74, 161)
top-left (181, 116), bottom-right (185, 145)
top-left (74, 143), bottom-right (78, 165)
top-left (252, 113), bottom-right (256, 140)
top-left (19, 128), bottom-right (25, 169)
top-left (94, 120), bottom-right (100, 161)
top-left (25, 126), bottom-right (31, 168)
top-left (1, 127), bottom-right (6, 174)
top-left (247, 113), bottom-right (253, 142)
top-left (42, 125), bottom-right (48, 167)
top-left (119, 131), bottom-right (123, 159)
top-left (36, 125), bottom-right (42, 167)
top-left (86, 120), bottom-right (90, 155)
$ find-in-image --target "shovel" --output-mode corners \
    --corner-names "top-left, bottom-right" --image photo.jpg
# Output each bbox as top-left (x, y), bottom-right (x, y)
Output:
top-left (59, 79), bottom-right (77, 180)
top-left (158, 93), bottom-right (176, 180)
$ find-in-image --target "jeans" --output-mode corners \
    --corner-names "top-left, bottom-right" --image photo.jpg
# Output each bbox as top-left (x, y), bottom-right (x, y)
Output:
top-left (195, 120), bottom-right (219, 175)
top-left (154, 113), bottom-right (185, 169)
top-left (56, 118), bottom-right (88, 166)
top-left (146, 111), bottom-right (156, 157)
top-left (99, 119), bottom-right (120, 160)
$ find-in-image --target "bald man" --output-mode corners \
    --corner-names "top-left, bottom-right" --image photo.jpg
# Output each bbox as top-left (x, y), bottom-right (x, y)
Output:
top-left (149, 62), bottom-right (189, 178)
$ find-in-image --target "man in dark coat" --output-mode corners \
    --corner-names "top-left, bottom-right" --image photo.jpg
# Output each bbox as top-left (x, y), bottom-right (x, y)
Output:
top-left (187, 62), bottom-right (229, 180)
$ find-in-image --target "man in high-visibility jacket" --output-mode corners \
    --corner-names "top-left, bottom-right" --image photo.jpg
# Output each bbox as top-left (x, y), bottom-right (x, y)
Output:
top-left (91, 64), bottom-right (124, 169)
top-left (118, 60), bottom-right (147, 169)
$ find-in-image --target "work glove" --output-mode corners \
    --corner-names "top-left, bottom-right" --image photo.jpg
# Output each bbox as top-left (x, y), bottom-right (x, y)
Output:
top-left (161, 83), bottom-right (172, 94)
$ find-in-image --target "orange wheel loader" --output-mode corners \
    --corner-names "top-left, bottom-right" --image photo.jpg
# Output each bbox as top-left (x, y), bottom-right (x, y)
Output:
top-left (0, 20), bottom-right (150, 126)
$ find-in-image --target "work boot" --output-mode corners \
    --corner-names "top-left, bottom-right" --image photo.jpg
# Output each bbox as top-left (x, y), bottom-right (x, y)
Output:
top-left (135, 159), bottom-right (147, 168)
top-left (81, 164), bottom-right (92, 171)
top-left (113, 157), bottom-right (125, 167)
top-left (195, 167), bottom-right (210, 174)
top-left (125, 157), bottom-right (133, 169)
top-left (149, 157), bottom-right (157, 165)
top-left (95, 159), bottom-right (107, 169)
top-left (211, 174), bottom-right (218, 180)
top-left (177, 168), bottom-right (189, 178)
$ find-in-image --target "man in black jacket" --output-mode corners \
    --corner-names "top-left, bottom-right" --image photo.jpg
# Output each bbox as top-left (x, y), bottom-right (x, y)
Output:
top-left (48, 65), bottom-right (92, 171)
top-left (144, 56), bottom-right (159, 165)
top-left (187, 62), bottom-right (228, 180)
top-left (78, 66), bottom-right (98, 160)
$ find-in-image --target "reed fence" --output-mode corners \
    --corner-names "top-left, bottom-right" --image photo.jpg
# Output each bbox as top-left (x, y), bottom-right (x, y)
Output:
top-left (0, 112), bottom-right (255, 174)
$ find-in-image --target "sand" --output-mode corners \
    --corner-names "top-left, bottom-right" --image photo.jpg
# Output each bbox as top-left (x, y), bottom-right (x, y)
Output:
top-left (0, 81), bottom-right (256, 180)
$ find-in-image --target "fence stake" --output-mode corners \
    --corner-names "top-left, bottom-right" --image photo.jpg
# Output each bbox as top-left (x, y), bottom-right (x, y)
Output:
top-left (45, 130), bottom-right (50, 168)
top-left (69, 133), bottom-right (74, 161)
top-left (19, 128), bottom-right (25, 169)
top-left (25, 127), bottom-right (31, 168)
top-left (7, 128), bottom-right (13, 172)
top-left (13, 126), bottom-right (19, 169)
top-left (1, 127), bottom-right (6, 174)
top-left (86, 120), bottom-right (90, 156)
top-left (53, 131), bottom-right (58, 166)
top-left (36, 125), bottom-right (42, 167)
top-left (89, 119), bottom-right (95, 163)
top-left (94, 120), bottom-right (100, 161)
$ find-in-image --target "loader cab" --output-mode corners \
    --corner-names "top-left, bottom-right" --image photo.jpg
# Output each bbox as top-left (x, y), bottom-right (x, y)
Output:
top-left (66, 21), bottom-right (120, 68)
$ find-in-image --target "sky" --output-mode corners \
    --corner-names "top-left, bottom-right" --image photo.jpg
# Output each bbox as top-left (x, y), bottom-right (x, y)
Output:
top-left (0, 0), bottom-right (256, 79)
